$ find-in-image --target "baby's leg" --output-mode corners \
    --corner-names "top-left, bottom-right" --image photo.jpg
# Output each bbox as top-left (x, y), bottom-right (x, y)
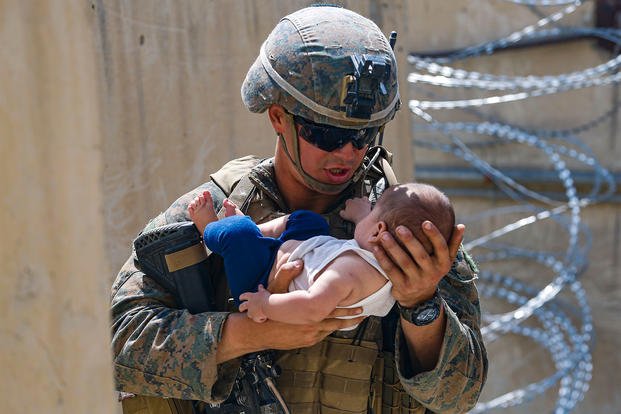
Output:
top-left (203, 215), bottom-right (281, 305)
top-left (188, 190), bottom-right (218, 233)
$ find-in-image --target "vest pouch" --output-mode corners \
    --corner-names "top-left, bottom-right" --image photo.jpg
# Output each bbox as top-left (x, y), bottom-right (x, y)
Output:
top-left (121, 395), bottom-right (194, 414)
top-left (380, 352), bottom-right (420, 414)
top-left (276, 336), bottom-right (379, 413)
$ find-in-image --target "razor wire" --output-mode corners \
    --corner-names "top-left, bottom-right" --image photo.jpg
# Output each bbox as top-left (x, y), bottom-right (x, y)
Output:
top-left (501, 0), bottom-right (582, 6)
top-left (410, 0), bottom-right (583, 63)
top-left (472, 268), bottom-right (593, 413)
top-left (408, 1), bottom-right (617, 412)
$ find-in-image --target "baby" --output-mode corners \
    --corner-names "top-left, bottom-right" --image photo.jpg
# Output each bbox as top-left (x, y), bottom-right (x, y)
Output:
top-left (188, 183), bottom-right (454, 330)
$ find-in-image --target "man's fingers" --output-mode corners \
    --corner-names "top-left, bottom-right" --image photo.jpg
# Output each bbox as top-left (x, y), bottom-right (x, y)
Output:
top-left (371, 241), bottom-right (398, 275)
top-left (238, 302), bottom-right (248, 312)
top-left (421, 221), bottom-right (449, 263)
top-left (327, 306), bottom-right (362, 319)
top-left (247, 316), bottom-right (367, 350)
top-left (423, 221), bottom-right (452, 275)
top-left (448, 224), bottom-right (465, 262)
top-left (379, 229), bottom-right (424, 274)
top-left (268, 259), bottom-right (303, 293)
top-left (321, 316), bottom-right (366, 332)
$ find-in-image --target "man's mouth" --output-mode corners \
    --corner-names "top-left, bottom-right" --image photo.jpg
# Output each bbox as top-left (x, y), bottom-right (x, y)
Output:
top-left (324, 167), bottom-right (352, 183)
top-left (328, 168), bottom-right (348, 176)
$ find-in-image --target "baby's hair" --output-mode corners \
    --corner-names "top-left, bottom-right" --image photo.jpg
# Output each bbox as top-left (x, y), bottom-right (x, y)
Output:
top-left (375, 183), bottom-right (455, 254)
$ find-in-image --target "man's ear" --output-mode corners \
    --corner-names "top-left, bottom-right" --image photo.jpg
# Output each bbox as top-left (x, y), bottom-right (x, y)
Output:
top-left (268, 104), bottom-right (288, 134)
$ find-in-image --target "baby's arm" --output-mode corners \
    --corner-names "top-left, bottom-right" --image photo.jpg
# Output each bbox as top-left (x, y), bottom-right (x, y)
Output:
top-left (257, 215), bottom-right (289, 239)
top-left (239, 262), bottom-right (356, 324)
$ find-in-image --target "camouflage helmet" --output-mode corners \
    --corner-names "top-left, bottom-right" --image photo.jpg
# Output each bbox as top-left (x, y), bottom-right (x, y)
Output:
top-left (241, 5), bottom-right (400, 129)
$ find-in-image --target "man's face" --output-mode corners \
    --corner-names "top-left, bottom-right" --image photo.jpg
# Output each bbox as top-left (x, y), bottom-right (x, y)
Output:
top-left (292, 121), bottom-right (368, 190)
top-left (270, 105), bottom-right (370, 196)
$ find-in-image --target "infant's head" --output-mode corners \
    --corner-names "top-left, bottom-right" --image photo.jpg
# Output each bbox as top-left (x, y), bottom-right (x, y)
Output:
top-left (374, 183), bottom-right (455, 254)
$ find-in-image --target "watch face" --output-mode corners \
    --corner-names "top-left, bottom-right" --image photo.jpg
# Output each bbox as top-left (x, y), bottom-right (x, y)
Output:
top-left (416, 307), bottom-right (439, 324)
top-left (400, 294), bottom-right (441, 326)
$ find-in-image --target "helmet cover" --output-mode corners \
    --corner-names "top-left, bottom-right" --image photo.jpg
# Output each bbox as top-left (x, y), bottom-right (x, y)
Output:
top-left (241, 5), bottom-right (400, 129)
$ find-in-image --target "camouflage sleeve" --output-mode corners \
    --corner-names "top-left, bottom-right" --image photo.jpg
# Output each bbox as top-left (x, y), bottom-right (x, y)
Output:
top-left (395, 248), bottom-right (488, 413)
top-left (110, 181), bottom-right (241, 403)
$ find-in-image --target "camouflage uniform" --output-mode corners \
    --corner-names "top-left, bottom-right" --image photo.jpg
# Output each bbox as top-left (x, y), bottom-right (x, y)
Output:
top-left (112, 156), bottom-right (487, 413)
top-left (111, 6), bottom-right (487, 413)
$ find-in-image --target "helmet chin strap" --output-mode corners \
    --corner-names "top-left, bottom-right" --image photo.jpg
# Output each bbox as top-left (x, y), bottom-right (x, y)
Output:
top-left (277, 114), bottom-right (361, 194)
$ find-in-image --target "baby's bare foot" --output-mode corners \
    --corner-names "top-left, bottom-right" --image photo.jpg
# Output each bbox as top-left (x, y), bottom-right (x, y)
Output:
top-left (223, 198), bottom-right (244, 217)
top-left (188, 190), bottom-right (218, 232)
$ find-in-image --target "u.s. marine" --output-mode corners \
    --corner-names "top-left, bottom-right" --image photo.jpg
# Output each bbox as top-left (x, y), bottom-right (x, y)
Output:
top-left (111, 5), bottom-right (488, 414)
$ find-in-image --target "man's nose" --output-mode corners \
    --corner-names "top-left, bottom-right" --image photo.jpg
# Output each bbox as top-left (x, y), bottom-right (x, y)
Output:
top-left (331, 142), bottom-right (358, 160)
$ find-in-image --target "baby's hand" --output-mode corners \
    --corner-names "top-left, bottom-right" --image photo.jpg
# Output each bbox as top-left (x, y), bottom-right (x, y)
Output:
top-left (339, 197), bottom-right (372, 224)
top-left (238, 285), bottom-right (270, 323)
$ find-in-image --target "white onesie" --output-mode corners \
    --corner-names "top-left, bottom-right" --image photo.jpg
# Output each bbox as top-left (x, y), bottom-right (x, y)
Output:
top-left (287, 235), bottom-right (395, 330)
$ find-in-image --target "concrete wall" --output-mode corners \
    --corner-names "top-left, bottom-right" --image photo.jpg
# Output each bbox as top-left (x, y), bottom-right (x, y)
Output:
top-left (0, 1), bottom-right (116, 413)
top-left (2, 0), bottom-right (618, 412)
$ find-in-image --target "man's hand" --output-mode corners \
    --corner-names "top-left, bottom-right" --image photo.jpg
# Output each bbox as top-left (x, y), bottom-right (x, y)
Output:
top-left (260, 315), bottom-right (365, 350)
top-left (217, 311), bottom-right (364, 363)
top-left (373, 221), bottom-right (465, 307)
top-left (370, 221), bottom-right (465, 372)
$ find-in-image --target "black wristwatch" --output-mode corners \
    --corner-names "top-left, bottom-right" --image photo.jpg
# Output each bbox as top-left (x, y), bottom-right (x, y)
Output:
top-left (398, 290), bottom-right (442, 326)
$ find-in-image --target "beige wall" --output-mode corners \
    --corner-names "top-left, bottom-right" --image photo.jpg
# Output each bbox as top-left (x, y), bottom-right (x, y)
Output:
top-left (3, 0), bottom-right (618, 412)
top-left (1, 1), bottom-right (116, 413)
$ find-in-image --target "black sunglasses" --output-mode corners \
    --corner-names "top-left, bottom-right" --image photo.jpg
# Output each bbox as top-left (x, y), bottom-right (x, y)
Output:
top-left (292, 115), bottom-right (380, 152)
